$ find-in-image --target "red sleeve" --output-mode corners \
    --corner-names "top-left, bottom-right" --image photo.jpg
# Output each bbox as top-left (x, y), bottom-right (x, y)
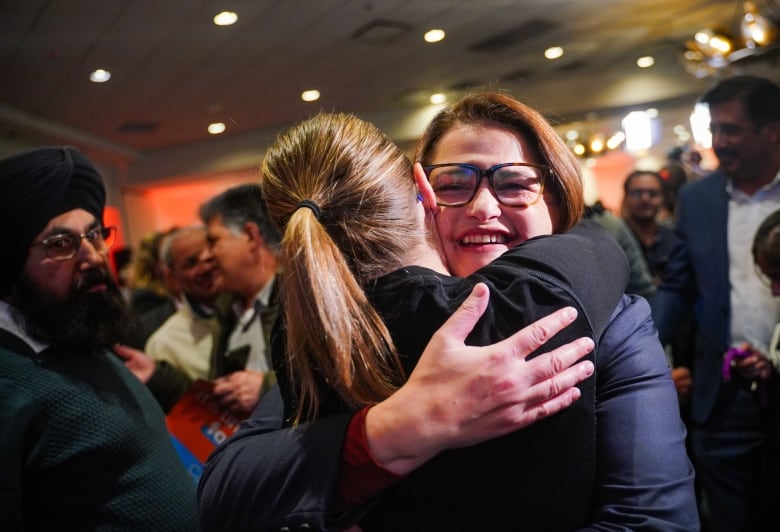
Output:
top-left (333, 405), bottom-right (406, 514)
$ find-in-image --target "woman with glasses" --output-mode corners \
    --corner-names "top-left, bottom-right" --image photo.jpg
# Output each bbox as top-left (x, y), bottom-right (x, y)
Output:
top-left (199, 94), bottom-right (698, 531)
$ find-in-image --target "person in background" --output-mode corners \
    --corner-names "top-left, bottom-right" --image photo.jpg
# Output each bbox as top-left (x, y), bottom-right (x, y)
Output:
top-left (123, 227), bottom-right (178, 349)
top-left (623, 169), bottom-right (692, 395)
top-left (117, 225), bottom-right (223, 412)
top-left (623, 170), bottom-right (684, 285)
top-left (585, 199), bottom-right (657, 302)
top-left (199, 97), bottom-right (696, 530)
top-left (198, 184), bottom-right (281, 417)
top-left (659, 146), bottom-right (695, 223)
top-left (653, 74), bottom-right (780, 532)
top-left (0, 146), bottom-right (199, 531)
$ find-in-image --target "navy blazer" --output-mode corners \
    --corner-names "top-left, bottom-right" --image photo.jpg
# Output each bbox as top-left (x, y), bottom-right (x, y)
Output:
top-left (653, 171), bottom-right (732, 424)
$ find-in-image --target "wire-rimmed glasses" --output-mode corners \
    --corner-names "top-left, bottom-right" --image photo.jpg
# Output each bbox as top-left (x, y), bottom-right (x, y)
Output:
top-left (31, 226), bottom-right (117, 261)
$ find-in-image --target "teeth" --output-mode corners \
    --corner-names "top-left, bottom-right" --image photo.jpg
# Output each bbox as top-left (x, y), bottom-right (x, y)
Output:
top-left (462, 234), bottom-right (507, 244)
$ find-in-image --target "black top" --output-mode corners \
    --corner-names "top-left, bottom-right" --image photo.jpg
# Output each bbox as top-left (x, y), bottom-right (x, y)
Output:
top-left (0, 330), bottom-right (200, 531)
top-left (275, 220), bottom-right (628, 531)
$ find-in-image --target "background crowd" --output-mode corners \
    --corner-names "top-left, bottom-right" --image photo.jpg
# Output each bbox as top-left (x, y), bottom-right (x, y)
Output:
top-left (2, 73), bottom-right (779, 531)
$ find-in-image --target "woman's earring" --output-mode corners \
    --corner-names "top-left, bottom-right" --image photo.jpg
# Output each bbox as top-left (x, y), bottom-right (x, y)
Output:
top-left (416, 193), bottom-right (423, 202)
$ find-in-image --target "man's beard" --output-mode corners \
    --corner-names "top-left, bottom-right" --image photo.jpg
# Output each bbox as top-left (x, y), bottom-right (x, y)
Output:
top-left (9, 266), bottom-right (130, 352)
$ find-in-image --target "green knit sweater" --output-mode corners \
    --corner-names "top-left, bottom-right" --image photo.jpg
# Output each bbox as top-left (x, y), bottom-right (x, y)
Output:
top-left (0, 331), bottom-right (200, 531)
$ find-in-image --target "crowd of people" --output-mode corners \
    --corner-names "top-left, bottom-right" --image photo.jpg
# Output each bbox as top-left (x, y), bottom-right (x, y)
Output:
top-left (2, 73), bottom-right (779, 531)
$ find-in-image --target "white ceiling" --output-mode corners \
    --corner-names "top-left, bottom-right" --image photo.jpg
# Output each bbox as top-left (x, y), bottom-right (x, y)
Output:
top-left (1, 0), bottom-right (779, 183)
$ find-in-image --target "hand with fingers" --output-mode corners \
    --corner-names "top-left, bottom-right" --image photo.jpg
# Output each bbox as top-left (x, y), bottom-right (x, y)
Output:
top-left (212, 370), bottom-right (267, 416)
top-left (365, 283), bottom-right (594, 476)
top-left (113, 343), bottom-right (156, 383)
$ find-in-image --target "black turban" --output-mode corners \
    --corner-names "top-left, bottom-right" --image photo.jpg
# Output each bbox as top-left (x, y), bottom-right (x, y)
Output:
top-left (0, 146), bottom-right (105, 295)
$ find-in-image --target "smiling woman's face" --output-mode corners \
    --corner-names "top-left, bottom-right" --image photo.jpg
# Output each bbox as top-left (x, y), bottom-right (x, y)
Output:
top-left (429, 124), bottom-right (559, 277)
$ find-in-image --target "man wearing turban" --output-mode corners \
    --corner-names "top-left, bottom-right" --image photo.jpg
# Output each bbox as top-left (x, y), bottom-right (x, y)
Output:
top-left (0, 146), bottom-right (200, 530)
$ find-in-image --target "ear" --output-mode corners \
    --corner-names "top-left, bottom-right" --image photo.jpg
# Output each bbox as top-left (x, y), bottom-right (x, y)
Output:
top-left (413, 163), bottom-right (440, 214)
top-left (243, 221), bottom-right (265, 248)
top-left (766, 120), bottom-right (780, 144)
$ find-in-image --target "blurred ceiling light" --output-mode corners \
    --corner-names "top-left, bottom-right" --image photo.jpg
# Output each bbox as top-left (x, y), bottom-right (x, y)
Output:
top-left (683, 2), bottom-right (779, 77)
top-left (622, 111), bottom-right (653, 151)
top-left (589, 133), bottom-right (606, 154)
top-left (424, 29), bottom-right (446, 43)
top-left (606, 131), bottom-right (626, 150)
top-left (89, 68), bottom-right (111, 83)
top-left (646, 108), bottom-right (659, 118)
top-left (301, 89), bottom-right (321, 102)
top-left (573, 143), bottom-right (586, 156)
top-left (430, 93), bottom-right (447, 104)
top-left (565, 129), bottom-right (579, 141)
top-left (544, 46), bottom-right (564, 59)
top-left (636, 55), bottom-right (655, 68)
top-left (208, 122), bottom-right (226, 135)
top-left (690, 102), bottom-right (712, 149)
top-left (214, 11), bottom-right (238, 26)
top-left (741, 1), bottom-right (776, 46)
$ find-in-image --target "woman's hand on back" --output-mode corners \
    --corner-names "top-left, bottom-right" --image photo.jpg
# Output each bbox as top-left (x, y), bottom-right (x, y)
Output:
top-left (365, 282), bottom-right (595, 475)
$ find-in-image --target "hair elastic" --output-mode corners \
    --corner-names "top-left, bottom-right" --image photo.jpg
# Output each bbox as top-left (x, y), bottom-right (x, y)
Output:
top-left (294, 199), bottom-right (322, 219)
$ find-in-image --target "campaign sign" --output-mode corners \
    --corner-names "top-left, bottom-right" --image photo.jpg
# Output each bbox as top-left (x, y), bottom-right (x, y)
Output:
top-left (166, 379), bottom-right (241, 482)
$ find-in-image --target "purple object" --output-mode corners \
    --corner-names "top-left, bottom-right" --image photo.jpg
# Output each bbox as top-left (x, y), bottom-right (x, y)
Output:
top-left (721, 346), bottom-right (768, 407)
top-left (722, 346), bottom-right (750, 381)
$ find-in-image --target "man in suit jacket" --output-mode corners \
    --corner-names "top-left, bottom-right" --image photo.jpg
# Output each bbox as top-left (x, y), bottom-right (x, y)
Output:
top-left (199, 184), bottom-right (282, 418)
top-left (653, 75), bottom-right (780, 532)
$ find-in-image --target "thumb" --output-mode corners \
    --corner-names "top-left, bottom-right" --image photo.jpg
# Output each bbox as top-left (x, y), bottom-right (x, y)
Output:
top-left (440, 282), bottom-right (490, 343)
top-left (113, 343), bottom-right (129, 359)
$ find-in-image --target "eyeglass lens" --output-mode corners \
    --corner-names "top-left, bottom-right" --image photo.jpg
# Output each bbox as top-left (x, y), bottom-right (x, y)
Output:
top-left (427, 164), bottom-right (544, 206)
top-left (43, 227), bottom-right (116, 260)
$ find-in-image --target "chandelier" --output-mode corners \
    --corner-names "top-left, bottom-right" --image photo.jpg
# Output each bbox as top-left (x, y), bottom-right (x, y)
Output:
top-left (682, 0), bottom-right (780, 78)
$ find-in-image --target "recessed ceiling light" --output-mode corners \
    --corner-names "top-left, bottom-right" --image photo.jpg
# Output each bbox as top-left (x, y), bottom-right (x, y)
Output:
top-left (301, 90), bottom-right (321, 102)
top-left (636, 55), bottom-right (655, 68)
top-left (544, 46), bottom-right (564, 60)
top-left (89, 68), bottom-right (111, 83)
top-left (213, 11), bottom-right (238, 26)
top-left (424, 29), bottom-right (446, 43)
top-left (208, 122), bottom-right (226, 135)
top-left (430, 93), bottom-right (447, 104)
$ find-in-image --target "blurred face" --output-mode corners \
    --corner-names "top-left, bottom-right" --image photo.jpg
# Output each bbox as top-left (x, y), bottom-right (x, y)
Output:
top-left (168, 229), bottom-right (217, 302)
top-left (709, 99), bottom-right (774, 186)
top-left (624, 173), bottom-right (664, 223)
top-left (205, 215), bottom-right (250, 293)
top-left (428, 124), bottom-right (559, 276)
top-left (10, 208), bottom-right (126, 349)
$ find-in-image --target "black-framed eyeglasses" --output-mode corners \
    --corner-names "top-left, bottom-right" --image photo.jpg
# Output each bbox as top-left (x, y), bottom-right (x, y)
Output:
top-left (423, 163), bottom-right (549, 207)
top-left (31, 226), bottom-right (117, 261)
